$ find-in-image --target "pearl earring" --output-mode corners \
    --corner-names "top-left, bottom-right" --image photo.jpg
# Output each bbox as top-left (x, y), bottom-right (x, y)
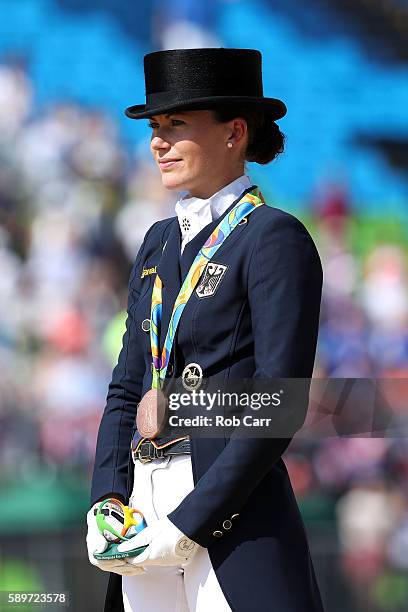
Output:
top-left (227, 142), bottom-right (233, 148)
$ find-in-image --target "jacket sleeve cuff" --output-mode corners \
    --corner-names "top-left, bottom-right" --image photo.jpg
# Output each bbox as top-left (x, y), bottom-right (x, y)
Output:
top-left (167, 505), bottom-right (241, 549)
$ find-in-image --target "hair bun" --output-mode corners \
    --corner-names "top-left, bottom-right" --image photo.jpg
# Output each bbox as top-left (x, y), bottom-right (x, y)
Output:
top-left (212, 104), bottom-right (285, 165)
top-left (245, 116), bottom-right (285, 165)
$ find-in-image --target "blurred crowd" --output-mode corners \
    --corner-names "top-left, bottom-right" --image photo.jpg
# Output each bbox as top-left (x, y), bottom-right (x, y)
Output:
top-left (0, 60), bottom-right (174, 466)
top-left (1, 62), bottom-right (408, 611)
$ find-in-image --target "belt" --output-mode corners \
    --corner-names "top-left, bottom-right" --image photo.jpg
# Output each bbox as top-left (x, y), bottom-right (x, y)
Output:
top-left (134, 437), bottom-right (191, 463)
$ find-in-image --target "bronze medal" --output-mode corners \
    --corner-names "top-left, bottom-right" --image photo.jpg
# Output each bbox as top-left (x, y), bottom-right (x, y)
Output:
top-left (136, 388), bottom-right (168, 439)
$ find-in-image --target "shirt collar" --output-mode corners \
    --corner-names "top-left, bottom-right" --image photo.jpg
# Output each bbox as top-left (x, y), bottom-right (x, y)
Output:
top-left (175, 174), bottom-right (252, 239)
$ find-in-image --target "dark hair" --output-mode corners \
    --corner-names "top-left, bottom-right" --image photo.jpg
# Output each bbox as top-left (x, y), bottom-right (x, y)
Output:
top-left (211, 104), bottom-right (285, 165)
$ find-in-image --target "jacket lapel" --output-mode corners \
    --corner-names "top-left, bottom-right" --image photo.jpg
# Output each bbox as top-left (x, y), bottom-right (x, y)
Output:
top-left (180, 217), bottom-right (222, 282)
top-left (155, 219), bottom-right (182, 353)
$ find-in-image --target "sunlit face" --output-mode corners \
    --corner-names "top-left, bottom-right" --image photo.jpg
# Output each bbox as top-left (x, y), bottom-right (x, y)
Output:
top-left (148, 110), bottom-right (246, 198)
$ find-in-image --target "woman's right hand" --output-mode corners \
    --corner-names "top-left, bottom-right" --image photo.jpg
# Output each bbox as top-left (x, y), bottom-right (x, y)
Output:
top-left (86, 504), bottom-right (146, 576)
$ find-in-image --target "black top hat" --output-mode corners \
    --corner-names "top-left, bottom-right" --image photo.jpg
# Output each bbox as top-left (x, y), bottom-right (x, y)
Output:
top-left (125, 48), bottom-right (286, 120)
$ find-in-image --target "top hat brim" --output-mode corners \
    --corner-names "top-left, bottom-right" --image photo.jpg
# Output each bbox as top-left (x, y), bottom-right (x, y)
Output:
top-left (125, 96), bottom-right (287, 120)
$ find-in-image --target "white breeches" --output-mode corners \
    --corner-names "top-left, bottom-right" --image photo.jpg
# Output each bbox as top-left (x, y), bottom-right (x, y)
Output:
top-left (122, 453), bottom-right (231, 612)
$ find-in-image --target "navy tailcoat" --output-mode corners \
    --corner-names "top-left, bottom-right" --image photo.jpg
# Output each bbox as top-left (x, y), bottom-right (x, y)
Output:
top-left (90, 186), bottom-right (325, 611)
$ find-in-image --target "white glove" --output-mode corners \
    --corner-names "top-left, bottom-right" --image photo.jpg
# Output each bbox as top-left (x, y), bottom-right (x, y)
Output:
top-left (86, 505), bottom-right (146, 576)
top-left (116, 516), bottom-right (199, 567)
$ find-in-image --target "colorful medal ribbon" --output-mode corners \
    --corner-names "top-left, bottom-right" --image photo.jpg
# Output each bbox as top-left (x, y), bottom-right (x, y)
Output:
top-left (150, 186), bottom-right (265, 389)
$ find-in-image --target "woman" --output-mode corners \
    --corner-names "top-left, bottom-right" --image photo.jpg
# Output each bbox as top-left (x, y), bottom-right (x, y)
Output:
top-left (86, 48), bottom-right (324, 611)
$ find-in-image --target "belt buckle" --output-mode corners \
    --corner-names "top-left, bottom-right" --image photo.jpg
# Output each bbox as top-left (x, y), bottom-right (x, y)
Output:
top-left (137, 441), bottom-right (154, 463)
top-left (137, 441), bottom-right (165, 462)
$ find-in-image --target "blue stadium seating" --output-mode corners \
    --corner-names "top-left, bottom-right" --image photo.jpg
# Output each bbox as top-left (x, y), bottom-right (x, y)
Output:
top-left (0, 0), bottom-right (407, 209)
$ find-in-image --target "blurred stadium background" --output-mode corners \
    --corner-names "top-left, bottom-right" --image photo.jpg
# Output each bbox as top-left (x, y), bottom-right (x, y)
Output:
top-left (0, 0), bottom-right (408, 610)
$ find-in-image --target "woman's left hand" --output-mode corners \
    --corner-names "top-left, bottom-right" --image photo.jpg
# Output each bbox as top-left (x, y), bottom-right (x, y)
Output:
top-left (116, 517), bottom-right (199, 566)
